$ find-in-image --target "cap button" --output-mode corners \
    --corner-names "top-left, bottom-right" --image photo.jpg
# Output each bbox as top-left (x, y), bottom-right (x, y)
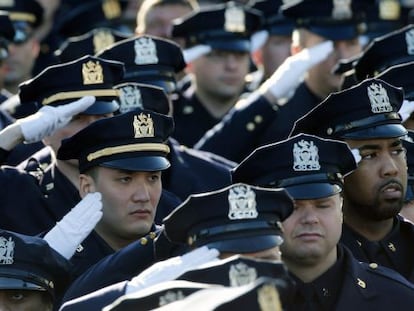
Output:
top-left (369, 262), bottom-right (378, 269)
top-left (140, 237), bottom-right (148, 245)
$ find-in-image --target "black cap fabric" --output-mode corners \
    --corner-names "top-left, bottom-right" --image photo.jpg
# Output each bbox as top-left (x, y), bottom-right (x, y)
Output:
top-left (354, 24), bottom-right (414, 81)
top-left (0, 11), bottom-right (15, 60)
top-left (55, 27), bottom-right (131, 63)
top-left (18, 55), bottom-right (124, 115)
top-left (114, 82), bottom-right (171, 115)
top-left (291, 78), bottom-right (407, 140)
top-left (375, 61), bottom-right (414, 100)
top-left (281, 0), bottom-right (373, 40)
top-left (163, 183), bottom-right (293, 253)
top-left (0, 229), bottom-right (71, 299)
top-left (57, 108), bottom-right (173, 173)
top-left (55, 0), bottom-right (127, 38)
top-left (232, 134), bottom-right (357, 200)
top-left (249, 0), bottom-right (294, 36)
top-left (97, 35), bottom-right (186, 93)
top-left (172, 1), bottom-right (263, 52)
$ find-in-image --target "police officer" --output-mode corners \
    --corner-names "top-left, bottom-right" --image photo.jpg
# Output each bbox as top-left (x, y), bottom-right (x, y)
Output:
top-left (0, 229), bottom-right (72, 310)
top-left (96, 34), bottom-right (237, 201)
top-left (0, 55), bottom-right (123, 235)
top-left (232, 132), bottom-right (414, 309)
top-left (195, 0), bottom-right (371, 162)
top-left (59, 183), bottom-right (295, 310)
top-left (290, 78), bottom-right (414, 283)
top-left (400, 133), bottom-right (414, 222)
top-left (171, 1), bottom-right (262, 147)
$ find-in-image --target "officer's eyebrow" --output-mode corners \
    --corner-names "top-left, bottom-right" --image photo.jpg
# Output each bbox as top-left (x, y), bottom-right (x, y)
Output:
top-left (357, 139), bottom-right (402, 151)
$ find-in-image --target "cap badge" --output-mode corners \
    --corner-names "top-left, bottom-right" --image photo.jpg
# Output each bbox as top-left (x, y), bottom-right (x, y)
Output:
top-left (82, 60), bottom-right (104, 85)
top-left (293, 140), bottom-right (321, 171)
top-left (133, 113), bottom-right (155, 138)
top-left (228, 184), bottom-right (258, 220)
top-left (258, 284), bottom-right (282, 311)
top-left (405, 29), bottom-right (414, 55)
top-left (118, 85), bottom-right (143, 114)
top-left (225, 5), bottom-right (245, 33)
top-left (159, 290), bottom-right (185, 306)
top-left (332, 0), bottom-right (352, 20)
top-left (367, 83), bottom-right (392, 113)
top-left (0, 236), bottom-right (14, 264)
top-left (379, 0), bottom-right (400, 20)
top-left (135, 37), bottom-right (158, 65)
top-left (93, 29), bottom-right (115, 54)
top-left (102, 0), bottom-right (122, 20)
top-left (229, 262), bottom-right (258, 286)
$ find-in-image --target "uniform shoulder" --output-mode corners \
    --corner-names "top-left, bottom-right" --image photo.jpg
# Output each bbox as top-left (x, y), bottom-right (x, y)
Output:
top-left (361, 261), bottom-right (414, 290)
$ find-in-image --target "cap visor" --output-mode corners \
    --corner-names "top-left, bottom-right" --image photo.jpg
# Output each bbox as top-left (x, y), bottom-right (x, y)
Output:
top-left (82, 100), bottom-right (119, 115)
top-left (0, 277), bottom-right (46, 291)
top-left (340, 124), bottom-right (407, 140)
top-left (100, 156), bottom-right (170, 171)
top-left (308, 25), bottom-right (360, 41)
top-left (208, 40), bottom-right (251, 52)
top-left (285, 183), bottom-right (342, 200)
top-left (205, 235), bottom-right (283, 253)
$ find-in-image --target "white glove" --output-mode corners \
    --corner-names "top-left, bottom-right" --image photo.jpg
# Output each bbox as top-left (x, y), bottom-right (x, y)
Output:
top-left (43, 192), bottom-right (103, 259)
top-left (183, 45), bottom-right (212, 63)
top-left (126, 246), bottom-right (220, 294)
top-left (250, 30), bottom-right (269, 53)
top-left (399, 99), bottom-right (414, 122)
top-left (259, 41), bottom-right (334, 103)
top-left (17, 96), bottom-right (96, 143)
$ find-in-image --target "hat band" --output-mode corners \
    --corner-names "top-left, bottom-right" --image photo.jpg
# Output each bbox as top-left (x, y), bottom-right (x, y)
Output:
top-left (9, 12), bottom-right (36, 23)
top-left (188, 220), bottom-right (280, 246)
top-left (329, 112), bottom-right (401, 136)
top-left (42, 89), bottom-right (120, 105)
top-left (87, 143), bottom-right (170, 162)
top-left (271, 172), bottom-right (343, 188)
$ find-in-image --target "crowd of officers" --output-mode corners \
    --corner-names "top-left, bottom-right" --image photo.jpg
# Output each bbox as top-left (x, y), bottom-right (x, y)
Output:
top-left (2, 0), bottom-right (414, 310)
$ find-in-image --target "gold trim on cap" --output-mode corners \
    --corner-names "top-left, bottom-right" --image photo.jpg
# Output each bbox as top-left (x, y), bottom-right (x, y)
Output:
top-left (42, 89), bottom-right (120, 105)
top-left (87, 143), bottom-right (170, 162)
top-left (9, 12), bottom-right (36, 23)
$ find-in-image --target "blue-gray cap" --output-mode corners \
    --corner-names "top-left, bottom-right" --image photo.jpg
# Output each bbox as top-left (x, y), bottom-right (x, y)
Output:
top-left (172, 1), bottom-right (263, 52)
top-left (163, 183), bottom-right (293, 253)
top-left (232, 133), bottom-right (357, 200)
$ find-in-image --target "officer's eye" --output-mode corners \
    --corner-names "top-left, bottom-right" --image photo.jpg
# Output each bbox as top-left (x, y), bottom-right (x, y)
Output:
top-left (8, 290), bottom-right (25, 301)
top-left (360, 152), bottom-right (376, 160)
top-left (118, 176), bottom-right (132, 183)
top-left (148, 173), bottom-right (161, 183)
top-left (391, 148), bottom-right (405, 156)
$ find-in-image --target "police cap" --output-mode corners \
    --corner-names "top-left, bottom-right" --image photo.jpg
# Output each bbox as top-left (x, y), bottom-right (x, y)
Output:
top-left (103, 280), bottom-right (216, 311)
top-left (232, 133), bottom-right (357, 200)
top-left (354, 24), bottom-right (414, 82)
top-left (0, 11), bottom-right (15, 60)
top-left (281, 0), bottom-right (372, 40)
top-left (55, 27), bottom-right (131, 63)
top-left (250, 0), bottom-right (294, 36)
top-left (114, 82), bottom-right (171, 115)
top-left (291, 78), bottom-right (407, 140)
top-left (375, 61), bottom-right (414, 101)
top-left (18, 55), bottom-right (124, 115)
top-left (57, 108), bottom-right (173, 173)
top-left (0, 229), bottom-right (71, 299)
top-left (172, 1), bottom-right (263, 52)
top-left (97, 35), bottom-right (186, 93)
top-left (0, 0), bottom-right (43, 43)
top-left (163, 183), bottom-right (293, 253)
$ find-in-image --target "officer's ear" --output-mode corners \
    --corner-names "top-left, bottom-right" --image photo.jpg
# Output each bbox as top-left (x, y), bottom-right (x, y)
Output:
top-left (79, 170), bottom-right (97, 198)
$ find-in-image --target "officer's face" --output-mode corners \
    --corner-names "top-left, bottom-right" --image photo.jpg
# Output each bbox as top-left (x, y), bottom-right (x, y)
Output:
top-left (0, 289), bottom-right (52, 311)
top-left (190, 50), bottom-right (250, 105)
top-left (343, 138), bottom-right (407, 221)
top-left (280, 194), bottom-right (343, 271)
top-left (80, 167), bottom-right (162, 250)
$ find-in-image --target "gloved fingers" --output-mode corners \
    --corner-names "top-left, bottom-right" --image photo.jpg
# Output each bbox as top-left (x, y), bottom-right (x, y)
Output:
top-left (304, 40), bottom-right (334, 66)
top-left (183, 45), bottom-right (212, 63)
top-left (56, 96), bottom-right (96, 119)
top-left (65, 192), bottom-right (102, 220)
top-left (181, 246), bottom-right (219, 265)
top-left (250, 30), bottom-right (269, 53)
top-left (399, 99), bottom-right (414, 122)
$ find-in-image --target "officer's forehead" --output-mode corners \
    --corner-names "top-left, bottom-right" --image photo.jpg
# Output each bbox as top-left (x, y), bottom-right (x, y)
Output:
top-left (345, 137), bottom-right (403, 149)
